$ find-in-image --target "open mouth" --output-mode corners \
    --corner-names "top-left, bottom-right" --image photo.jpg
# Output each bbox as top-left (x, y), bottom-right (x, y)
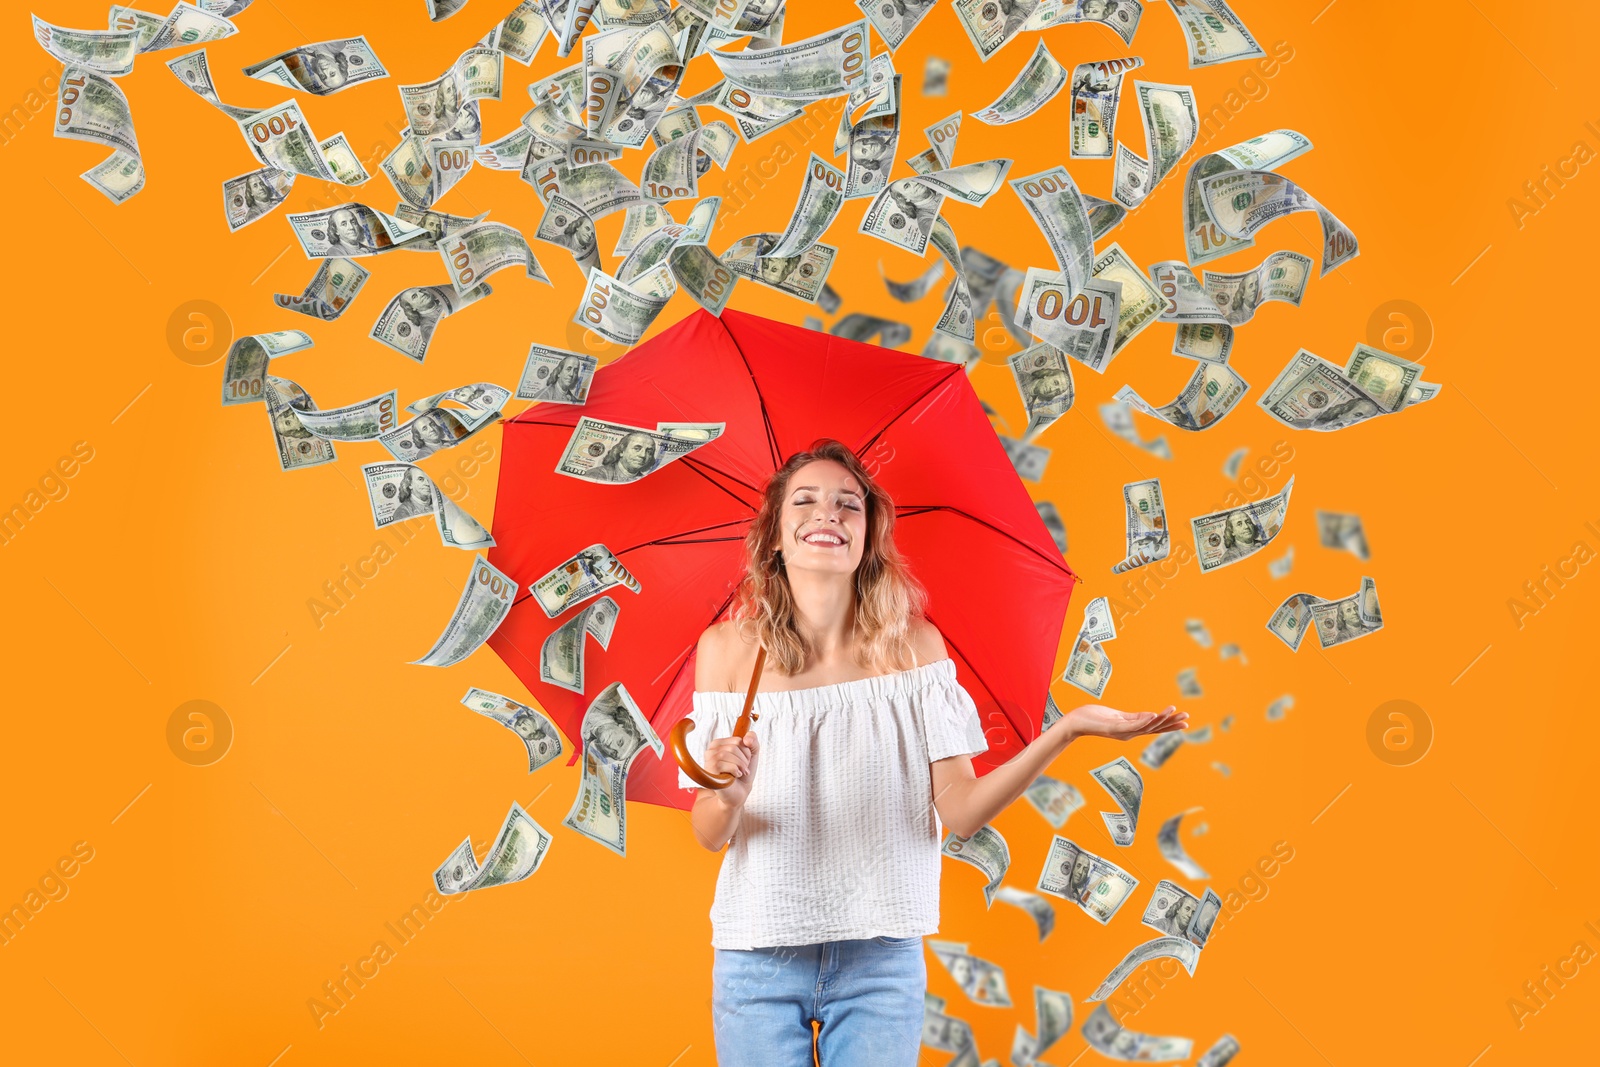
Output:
top-left (800, 529), bottom-right (847, 547)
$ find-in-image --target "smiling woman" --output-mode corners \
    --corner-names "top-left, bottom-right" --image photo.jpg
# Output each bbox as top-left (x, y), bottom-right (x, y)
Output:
top-left (675, 438), bottom-right (1186, 1067)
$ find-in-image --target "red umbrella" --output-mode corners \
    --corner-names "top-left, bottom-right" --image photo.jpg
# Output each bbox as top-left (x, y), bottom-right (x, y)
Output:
top-left (486, 308), bottom-right (1078, 811)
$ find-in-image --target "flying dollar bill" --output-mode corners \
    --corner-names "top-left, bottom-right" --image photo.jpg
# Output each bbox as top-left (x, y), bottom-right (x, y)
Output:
top-left (439, 219), bottom-right (551, 295)
top-left (54, 67), bottom-right (144, 203)
top-left (857, 0), bottom-right (938, 50)
top-left (243, 36), bottom-right (388, 95)
top-left (1156, 808), bottom-right (1210, 881)
top-left (1011, 166), bottom-right (1095, 301)
top-left (1100, 399), bottom-right (1171, 460)
top-left (273, 256), bottom-right (369, 320)
top-left (433, 802), bottom-right (554, 894)
top-left (563, 682), bottom-right (664, 856)
top-left (1070, 56), bottom-right (1143, 157)
top-left (555, 416), bottom-right (723, 484)
top-left (573, 266), bottom-right (671, 344)
top-left (1081, 1001), bottom-right (1192, 1060)
top-left (1197, 169), bottom-right (1359, 273)
top-left (1015, 271), bottom-right (1122, 372)
top-left (1024, 0), bottom-right (1144, 47)
top-left (1182, 129), bottom-right (1313, 265)
top-left (378, 405), bottom-right (496, 462)
top-left (1024, 774), bottom-right (1085, 828)
top-left (1317, 510), bottom-right (1370, 559)
top-left (1141, 731), bottom-right (1184, 769)
top-left (1086, 936), bottom-right (1199, 1002)
top-left (995, 886), bottom-right (1056, 942)
top-left (1064, 595), bottom-right (1117, 697)
top-left (1257, 349), bottom-right (1390, 431)
top-left (1112, 80), bottom-right (1197, 209)
top-left (952, 0), bottom-right (1040, 61)
top-left (941, 825), bottom-right (1010, 907)
top-left (518, 344), bottom-right (598, 404)
top-left (1036, 835), bottom-right (1138, 924)
top-left (1190, 474), bottom-right (1293, 572)
top-left (362, 462), bottom-right (493, 549)
top-left (707, 19), bottom-right (869, 100)
top-left (166, 48), bottom-right (260, 120)
top-left (221, 331), bottom-right (314, 406)
top-left (1009, 344), bottom-right (1075, 440)
top-left (1114, 478), bottom-right (1168, 572)
top-left (412, 555), bottom-right (516, 667)
top-left (970, 40), bottom-right (1066, 124)
top-left (1163, 0), bottom-right (1263, 67)
top-left (370, 283), bottom-right (492, 362)
top-left (1149, 250), bottom-right (1312, 327)
top-left (1113, 361), bottom-right (1250, 432)
top-left (1309, 575), bottom-right (1382, 648)
top-left (1091, 755), bottom-right (1143, 846)
top-left (286, 203), bottom-right (427, 257)
top-left (223, 166), bottom-right (294, 231)
top-left (530, 543), bottom-right (642, 618)
top-left (860, 177), bottom-right (944, 255)
top-left (928, 941), bottom-right (1013, 1007)
top-left (33, 15), bottom-right (138, 75)
top-left (767, 153), bottom-right (848, 258)
top-left (262, 377), bottom-right (338, 471)
top-left (541, 595), bottom-right (619, 693)
top-left (722, 234), bottom-right (837, 302)
top-left (460, 688), bottom-right (565, 772)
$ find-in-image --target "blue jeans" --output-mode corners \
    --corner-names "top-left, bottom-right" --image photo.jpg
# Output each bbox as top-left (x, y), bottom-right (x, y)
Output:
top-left (711, 936), bottom-right (926, 1066)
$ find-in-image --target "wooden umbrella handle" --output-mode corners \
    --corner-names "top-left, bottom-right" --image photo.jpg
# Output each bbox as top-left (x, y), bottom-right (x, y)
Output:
top-left (670, 646), bottom-right (766, 791)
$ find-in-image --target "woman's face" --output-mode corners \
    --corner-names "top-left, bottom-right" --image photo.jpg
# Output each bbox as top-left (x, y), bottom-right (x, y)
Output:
top-left (777, 459), bottom-right (868, 578)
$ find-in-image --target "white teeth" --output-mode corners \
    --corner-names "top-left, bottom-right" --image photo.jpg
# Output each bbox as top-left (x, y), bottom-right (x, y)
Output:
top-left (803, 531), bottom-right (843, 545)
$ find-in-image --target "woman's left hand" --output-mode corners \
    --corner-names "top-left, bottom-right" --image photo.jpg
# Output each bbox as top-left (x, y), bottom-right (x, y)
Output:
top-left (1061, 703), bottom-right (1187, 742)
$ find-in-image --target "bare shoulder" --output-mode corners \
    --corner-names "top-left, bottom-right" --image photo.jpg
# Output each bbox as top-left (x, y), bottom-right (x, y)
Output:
top-left (695, 620), bottom-right (760, 691)
top-left (908, 617), bottom-right (950, 666)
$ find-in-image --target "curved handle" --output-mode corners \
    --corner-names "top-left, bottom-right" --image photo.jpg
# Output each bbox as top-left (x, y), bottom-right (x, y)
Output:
top-left (670, 646), bottom-right (766, 791)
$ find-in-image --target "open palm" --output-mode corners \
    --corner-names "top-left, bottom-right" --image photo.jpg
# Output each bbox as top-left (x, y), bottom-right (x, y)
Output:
top-left (1064, 703), bottom-right (1188, 742)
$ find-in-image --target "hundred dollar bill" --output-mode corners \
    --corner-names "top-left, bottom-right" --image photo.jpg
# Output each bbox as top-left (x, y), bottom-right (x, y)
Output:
top-left (1191, 474), bottom-right (1294, 572)
top-left (237, 100), bottom-right (349, 182)
top-left (573, 267), bottom-right (669, 344)
top-left (406, 383), bottom-right (510, 426)
top-left (953, 0), bottom-right (1041, 61)
top-left (910, 159), bottom-right (1015, 205)
top-left (412, 555), bottom-right (516, 667)
top-left (857, 0), bottom-right (938, 50)
top-left (1081, 1002), bottom-right (1192, 1060)
top-left (1198, 169), bottom-right (1359, 273)
top-left (222, 166), bottom-right (294, 231)
top-left (1112, 81), bottom-right (1197, 208)
top-left (1156, 809), bottom-right (1210, 881)
top-left (921, 994), bottom-right (974, 1052)
top-left (1025, 774), bottom-right (1085, 828)
top-left (1012, 1026), bottom-right (1039, 1066)
top-left (541, 596), bottom-right (619, 693)
top-left (1010, 166), bottom-right (1095, 300)
top-left (1070, 56), bottom-right (1142, 157)
top-left (708, 19), bottom-right (869, 101)
top-left (922, 333), bottom-right (979, 369)
top-left (1025, 0), bottom-right (1145, 46)
top-left (860, 178), bottom-right (944, 255)
top-left (1033, 984), bottom-right (1076, 1052)
top-left (1008, 344), bottom-right (1074, 440)
top-left (613, 200), bottom-right (677, 255)
top-left (274, 257), bottom-right (369, 320)
top-left (1091, 756), bottom-right (1143, 846)
top-left (923, 55), bottom-right (949, 95)
top-left (556, 416), bottom-right (722, 484)
top-left (998, 434), bottom-right (1050, 481)
top-left (1086, 936), bottom-right (1199, 1002)
top-left (531, 543), bottom-right (641, 618)
top-left (1063, 596), bottom-right (1117, 697)
top-left (439, 220), bottom-right (551, 296)
top-left (243, 36), bottom-right (387, 95)
top-left (995, 886), bottom-right (1056, 941)
top-left (1150, 250), bottom-right (1311, 326)
top-left (1015, 271), bottom-right (1122, 372)
top-left (434, 802), bottom-right (554, 894)
top-left (494, 1), bottom-right (550, 63)
top-left (362, 462), bottom-right (493, 549)
top-left (1265, 592), bottom-right (1320, 651)
top-left (564, 682), bottom-right (663, 856)
top-left (882, 260), bottom-right (946, 302)
top-left (843, 71), bottom-right (901, 200)
top-left (1114, 478), bottom-right (1168, 572)
top-left (1140, 730), bottom-right (1184, 769)
top-left (1100, 399), bottom-right (1171, 460)
top-left (1257, 349), bottom-right (1387, 431)
top-left (1094, 242), bottom-right (1167, 357)
top-left (1164, 0), bottom-right (1263, 67)
top-left (1309, 575), bottom-right (1382, 648)
top-left (262, 377), bottom-right (337, 470)
top-left (636, 197), bottom-right (736, 315)
top-left (399, 46), bottom-right (503, 137)
top-left (923, 111), bottom-right (961, 169)
top-left (166, 48), bottom-right (259, 119)
top-left (1186, 618), bottom-right (1212, 647)
top-left (723, 234), bottom-right (837, 302)
top-left (923, 218), bottom-right (968, 342)
top-left (767, 153), bottom-right (847, 258)
top-left (1268, 544), bottom-right (1294, 579)
top-left (32, 15), bottom-right (138, 76)
top-left (220, 331), bottom-right (314, 406)
top-left (378, 405), bottom-right (496, 462)
top-left (941, 825), bottom-right (1010, 907)
top-left (1113, 361), bottom-right (1250, 431)
top-left (1183, 129), bottom-right (1313, 265)
top-left (1176, 322), bottom-right (1233, 365)
top-left (1197, 1035), bottom-right (1241, 1067)
top-left (1036, 835), bottom-right (1138, 923)
top-left (370, 283), bottom-right (492, 362)
top-left (929, 942), bottom-right (1013, 1007)
top-left (970, 40), bottom-right (1066, 124)
top-left (54, 67), bottom-right (145, 203)
top-left (518, 344), bottom-right (598, 403)
top-left (1175, 667), bottom-right (1202, 697)
top-left (1317, 510), bottom-right (1369, 559)
top-left (1142, 880), bottom-right (1213, 945)
top-left (535, 194), bottom-right (600, 273)
top-left (1344, 344), bottom-right (1432, 412)
top-left (283, 387), bottom-right (397, 442)
top-left (461, 688), bottom-right (563, 772)
top-left (833, 314), bottom-right (913, 347)
top-left (287, 203), bottom-right (427, 257)
top-left (121, 4), bottom-right (237, 52)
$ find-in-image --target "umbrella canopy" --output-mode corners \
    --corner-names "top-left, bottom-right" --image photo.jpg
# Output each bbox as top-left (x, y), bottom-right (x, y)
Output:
top-left (486, 308), bottom-right (1078, 811)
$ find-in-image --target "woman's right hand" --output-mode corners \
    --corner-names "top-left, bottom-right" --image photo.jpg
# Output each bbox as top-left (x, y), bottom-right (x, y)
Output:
top-left (703, 731), bottom-right (760, 808)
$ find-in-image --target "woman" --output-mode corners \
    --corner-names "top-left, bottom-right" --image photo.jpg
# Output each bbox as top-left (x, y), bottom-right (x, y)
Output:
top-left (680, 439), bottom-right (1185, 1066)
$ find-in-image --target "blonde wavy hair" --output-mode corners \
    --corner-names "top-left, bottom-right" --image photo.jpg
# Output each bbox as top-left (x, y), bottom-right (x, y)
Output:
top-left (733, 439), bottom-right (926, 675)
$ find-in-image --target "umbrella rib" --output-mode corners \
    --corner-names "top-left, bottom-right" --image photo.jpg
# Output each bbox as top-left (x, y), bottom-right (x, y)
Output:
top-left (895, 504), bottom-right (1078, 579)
top-left (715, 316), bottom-right (782, 469)
top-left (853, 365), bottom-right (961, 457)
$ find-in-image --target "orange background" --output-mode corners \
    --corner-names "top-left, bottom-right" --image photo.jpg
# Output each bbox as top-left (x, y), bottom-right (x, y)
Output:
top-left (3, 1), bottom-right (1596, 1063)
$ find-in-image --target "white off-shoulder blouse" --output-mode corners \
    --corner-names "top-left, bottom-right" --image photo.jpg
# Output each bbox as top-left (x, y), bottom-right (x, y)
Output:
top-left (678, 655), bottom-right (990, 950)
